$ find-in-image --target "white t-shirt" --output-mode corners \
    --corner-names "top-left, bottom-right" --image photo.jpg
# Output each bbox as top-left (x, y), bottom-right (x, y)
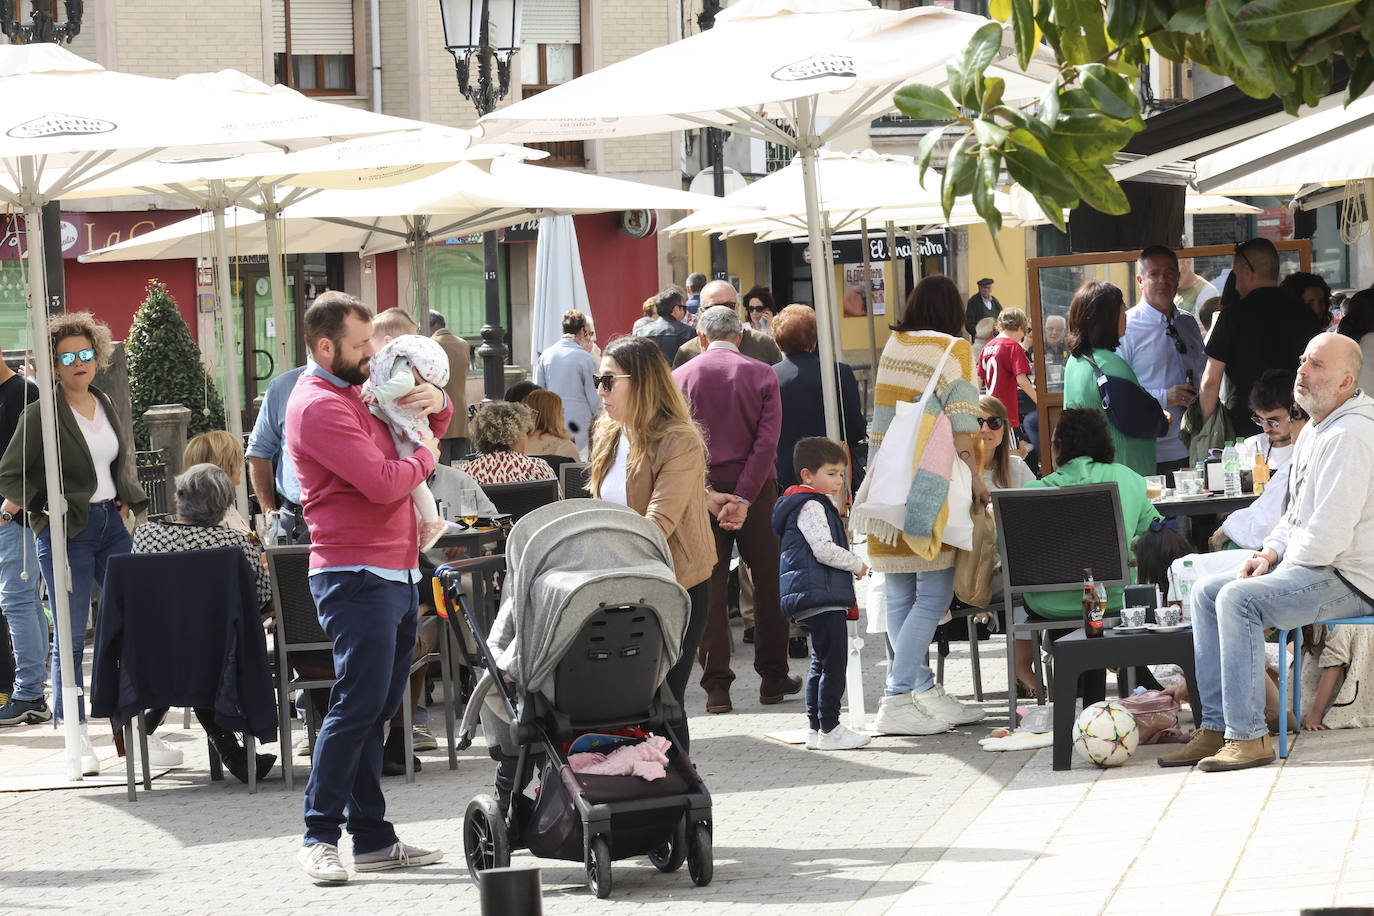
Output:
top-left (73, 397), bottom-right (119, 502)
top-left (600, 432), bottom-right (630, 506)
top-left (984, 455), bottom-right (1036, 491)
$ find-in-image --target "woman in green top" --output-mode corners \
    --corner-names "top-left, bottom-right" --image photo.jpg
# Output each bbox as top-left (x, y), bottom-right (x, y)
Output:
top-left (1012, 409), bottom-right (1163, 690)
top-left (1062, 281), bottom-right (1158, 477)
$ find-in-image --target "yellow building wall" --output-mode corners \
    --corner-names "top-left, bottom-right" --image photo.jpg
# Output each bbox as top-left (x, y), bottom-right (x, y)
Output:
top-left (966, 225), bottom-right (1030, 312)
top-left (685, 233), bottom-right (756, 298)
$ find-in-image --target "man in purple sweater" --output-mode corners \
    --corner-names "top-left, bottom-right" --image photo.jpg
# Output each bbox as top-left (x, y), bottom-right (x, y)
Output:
top-left (287, 292), bottom-right (452, 884)
top-left (674, 305), bottom-right (799, 714)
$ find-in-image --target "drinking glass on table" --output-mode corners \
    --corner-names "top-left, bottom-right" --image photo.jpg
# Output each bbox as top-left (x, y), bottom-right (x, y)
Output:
top-left (1145, 475), bottom-right (1166, 500)
top-left (457, 490), bottom-right (479, 528)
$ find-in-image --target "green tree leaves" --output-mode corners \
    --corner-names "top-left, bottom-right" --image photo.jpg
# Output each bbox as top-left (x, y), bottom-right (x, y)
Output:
top-left (896, 0), bottom-right (1374, 237)
top-left (126, 280), bottom-right (226, 448)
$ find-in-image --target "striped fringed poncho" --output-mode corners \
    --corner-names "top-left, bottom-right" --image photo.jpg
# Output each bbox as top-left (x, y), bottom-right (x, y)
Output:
top-left (865, 332), bottom-right (980, 574)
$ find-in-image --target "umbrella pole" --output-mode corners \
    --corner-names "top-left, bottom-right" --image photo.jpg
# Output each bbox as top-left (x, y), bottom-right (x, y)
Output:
top-left (209, 196), bottom-right (249, 519)
top-left (798, 135), bottom-right (842, 441)
top-left (861, 218), bottom-right (878, 406)
top-left (262, 189), bottom-right (292, 373)
top-left (413, 217), bottom-right (430, 316)
top-left (22, 200), bottom-right (84, 780)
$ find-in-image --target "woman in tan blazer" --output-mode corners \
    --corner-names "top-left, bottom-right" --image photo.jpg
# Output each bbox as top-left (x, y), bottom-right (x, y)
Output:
top-left (588, 335), bottom-right (713, 748)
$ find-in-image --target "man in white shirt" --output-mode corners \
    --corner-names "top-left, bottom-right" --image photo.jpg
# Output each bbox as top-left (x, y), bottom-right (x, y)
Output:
top-left (1208, 369), bottom-right (1307, 551)
top-left (1118, 245), bottom-right (1207, 480)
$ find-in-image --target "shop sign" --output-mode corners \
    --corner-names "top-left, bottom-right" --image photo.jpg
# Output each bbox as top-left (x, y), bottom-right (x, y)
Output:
top-left (0, 209), bottom-right (197, 260)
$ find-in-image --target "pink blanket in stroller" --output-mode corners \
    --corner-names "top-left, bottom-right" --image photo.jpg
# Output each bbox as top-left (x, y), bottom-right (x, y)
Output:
top-left (568, 735), bottom-right (671, 780)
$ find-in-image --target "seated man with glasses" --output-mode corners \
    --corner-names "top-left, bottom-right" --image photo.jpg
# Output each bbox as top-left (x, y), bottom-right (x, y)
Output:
top-left (672, 279), bottom-right (783, 368)
top-left (1119, 244), bottom-right (1207, 483)
top-left (1206, 369), bottom-right (1308, 552)
top-left (1200, 238), bottom-right (1316, 438)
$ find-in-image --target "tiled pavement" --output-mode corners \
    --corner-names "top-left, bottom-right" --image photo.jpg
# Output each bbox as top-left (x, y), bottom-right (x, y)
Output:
top-left (4, 619), bottom-right (1374, 914)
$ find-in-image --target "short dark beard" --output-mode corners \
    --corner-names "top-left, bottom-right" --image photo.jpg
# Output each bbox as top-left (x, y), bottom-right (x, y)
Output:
top-left (330, 351), bottom-right (371, 387)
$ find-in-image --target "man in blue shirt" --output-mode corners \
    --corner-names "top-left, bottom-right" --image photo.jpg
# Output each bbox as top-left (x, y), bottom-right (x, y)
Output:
top-left (533, 309), bottom-right (600, 454)
top-left (247, 365), bottom-right (309, 544)
top-left (1119, 245), bottom-right (1207, 480)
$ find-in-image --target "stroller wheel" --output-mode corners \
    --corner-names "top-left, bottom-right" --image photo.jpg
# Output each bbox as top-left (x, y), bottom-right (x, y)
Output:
top-left (586, 835), bottom-right (612, 899)
top-left (648, 817), bottom-right (688, 873)
top-left (463, 795), bottom-right (510, 883)
top-left (687, 822), bottom-right (713, 887)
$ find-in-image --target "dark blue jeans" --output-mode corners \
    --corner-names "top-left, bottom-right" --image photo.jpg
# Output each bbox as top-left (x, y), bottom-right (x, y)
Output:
top-left (302, 570), bottom-right (417, 853)
top-left (803, 609), bottom-right (849, 732)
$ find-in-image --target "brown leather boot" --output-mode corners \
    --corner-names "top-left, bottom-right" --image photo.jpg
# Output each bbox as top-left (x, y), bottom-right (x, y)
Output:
top-left (1157, 727), bottom-right (1226, 767)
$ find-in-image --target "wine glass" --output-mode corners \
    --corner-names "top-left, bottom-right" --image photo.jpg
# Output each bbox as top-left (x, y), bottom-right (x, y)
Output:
top-left (457, 490), bottom-right (479, 529)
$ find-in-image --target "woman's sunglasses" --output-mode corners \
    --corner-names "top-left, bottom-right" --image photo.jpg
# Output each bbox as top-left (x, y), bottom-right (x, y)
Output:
top-left (593, 373), bottom-right (630, 392)
top-left (57, 348), bottom-right (96, 367)
top-left (977, 416), bottom-right (1005, 430)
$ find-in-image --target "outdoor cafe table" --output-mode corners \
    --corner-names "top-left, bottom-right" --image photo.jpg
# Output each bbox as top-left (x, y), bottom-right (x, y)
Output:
top-left (433, 525), bottom-right (504, 557)
top-left (1152, 491), bottom-right (1259, 545)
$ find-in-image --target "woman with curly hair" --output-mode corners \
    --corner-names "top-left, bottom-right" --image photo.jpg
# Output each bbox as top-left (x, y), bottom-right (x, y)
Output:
top-left (457, 401), bottom-right (556, 485)
top-left (588, 335), bottom-right (712, 746)
top-left (0, 312), bottom-right (148, 775)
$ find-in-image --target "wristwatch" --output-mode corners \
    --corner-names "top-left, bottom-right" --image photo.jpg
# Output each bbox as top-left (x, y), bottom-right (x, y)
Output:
top-left (0, 509), bottom-right (14, 523)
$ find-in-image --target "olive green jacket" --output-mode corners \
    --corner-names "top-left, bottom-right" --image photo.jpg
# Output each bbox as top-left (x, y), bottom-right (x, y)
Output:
top-left (0, 384), bottom-right (148, 536)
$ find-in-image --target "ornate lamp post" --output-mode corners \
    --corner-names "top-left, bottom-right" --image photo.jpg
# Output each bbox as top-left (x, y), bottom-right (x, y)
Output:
top-left (438, 0), bottom-right (522, 401)
top-left (2, 0), bottom-right (83, 316)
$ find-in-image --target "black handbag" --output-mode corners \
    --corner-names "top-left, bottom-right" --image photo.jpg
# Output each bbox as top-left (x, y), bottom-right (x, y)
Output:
top-left (1086, 355), bottom-right (1169, 439)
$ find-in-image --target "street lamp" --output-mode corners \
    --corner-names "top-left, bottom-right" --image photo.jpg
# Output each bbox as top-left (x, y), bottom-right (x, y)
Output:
top-left (439, 0), bottom-right (522, 401)
top-left (2, 0), bottom-right (83, 316)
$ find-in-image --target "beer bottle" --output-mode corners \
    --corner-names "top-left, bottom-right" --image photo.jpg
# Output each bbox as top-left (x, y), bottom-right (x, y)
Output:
top-left (1082, 567), bottom-right (1104, 638)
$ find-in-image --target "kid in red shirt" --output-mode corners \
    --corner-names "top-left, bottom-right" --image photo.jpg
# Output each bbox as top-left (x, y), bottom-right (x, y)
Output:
top-left (977, 307), bottom-right (1037, 428)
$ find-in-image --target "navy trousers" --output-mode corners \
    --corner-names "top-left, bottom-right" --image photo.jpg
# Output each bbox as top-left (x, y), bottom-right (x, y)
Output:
top-left (803, 609), bottom-right (849, 732)
top-left (302, 570), bottom-right (417, 853)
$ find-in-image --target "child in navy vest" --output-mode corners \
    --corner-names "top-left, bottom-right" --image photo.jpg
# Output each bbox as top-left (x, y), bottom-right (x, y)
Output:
top-left (770, 437), bottom-right (870, 751)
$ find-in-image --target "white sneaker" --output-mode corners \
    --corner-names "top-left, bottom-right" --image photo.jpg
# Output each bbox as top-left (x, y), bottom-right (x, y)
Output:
top-left (298, 842), bottom-right (349, 884)
top-left (816, 723), bottom-right (872, 751)
top-left (805, 729), bottom-right (819, 750)
top-left (871, 693), bottom-right (951, 736)
top-left (140, 734), bottom-right (185, 768)
top-left (78, 727), bottom-right (100, 776)
top-left (912, 684), bottom-right (986, 726)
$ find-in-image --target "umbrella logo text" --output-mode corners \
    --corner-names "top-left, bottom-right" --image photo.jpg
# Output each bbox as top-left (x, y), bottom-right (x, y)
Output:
top-left (772, 54), bottom-right (856, 81)
top-left (6, 113), bottom-right (117, 139)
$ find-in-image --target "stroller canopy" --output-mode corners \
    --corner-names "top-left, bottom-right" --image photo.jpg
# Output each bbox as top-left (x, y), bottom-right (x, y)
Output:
top-left (496, 499), bottom-right (691, 702)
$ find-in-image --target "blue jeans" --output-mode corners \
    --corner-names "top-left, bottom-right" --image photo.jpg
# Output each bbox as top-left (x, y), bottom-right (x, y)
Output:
top-left (1193, 564), bottom-right (1373, 741)
top-left (0, 520), bottom-right (45, 701)
top-left (37, 501), bottom-right (132, 723)
top-left (884, 567), bottom-right (955, 696)
top-left (302, 570), bottom-right (417, 854)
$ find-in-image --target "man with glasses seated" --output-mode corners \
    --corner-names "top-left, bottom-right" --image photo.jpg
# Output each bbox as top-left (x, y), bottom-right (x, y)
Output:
top-left (1119, 244), bottom-right (1207, 483)
top-left (672, 280), bottom-right (783, 368)
top-left (1200, 238), bottom-right (1316, 438)
top-left (1206, 369), bottom-right (1308, 552)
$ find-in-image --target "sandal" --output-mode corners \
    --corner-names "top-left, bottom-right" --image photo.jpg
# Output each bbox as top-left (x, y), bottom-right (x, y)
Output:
top-left (1016, 681), bottom-right (1040, 701)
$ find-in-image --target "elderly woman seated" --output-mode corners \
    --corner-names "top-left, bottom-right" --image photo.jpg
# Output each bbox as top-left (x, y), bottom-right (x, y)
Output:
top-left (458, 401), bottom-right (558, 485)
top-left (131, 463), bottom-right (275, 784)
top-left (182, 429), bottom-right (252, 534)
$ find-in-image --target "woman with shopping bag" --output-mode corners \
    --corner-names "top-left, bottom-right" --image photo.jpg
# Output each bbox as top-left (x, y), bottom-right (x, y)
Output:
top-left (853, 276), bottom-right (989, 736)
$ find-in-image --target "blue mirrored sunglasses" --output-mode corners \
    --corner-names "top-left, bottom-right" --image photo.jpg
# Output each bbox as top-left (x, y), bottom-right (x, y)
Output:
top-left (57, 348), bottom-right (96, 367)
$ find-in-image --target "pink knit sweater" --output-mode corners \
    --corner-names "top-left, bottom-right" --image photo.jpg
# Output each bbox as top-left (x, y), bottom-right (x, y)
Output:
top-left (286, 372), bottom-right (451, 571)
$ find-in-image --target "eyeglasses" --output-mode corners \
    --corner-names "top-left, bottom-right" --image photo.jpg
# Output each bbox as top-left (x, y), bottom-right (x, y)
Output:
top-left (1234, 242), bottom-right (1254, 273)
top-left (593, 373), bottom-right (631, 392)
top-left (976, 416), bottom-right (1005, 430)
top-left (1250, 414), bottom-right (1285, 430)
top-left (1164, 319), bottom-right (1187, 355)
top-left (748, 305), bottom-right (771, 314)
top-left (57, 348), bottom-right (95, 367)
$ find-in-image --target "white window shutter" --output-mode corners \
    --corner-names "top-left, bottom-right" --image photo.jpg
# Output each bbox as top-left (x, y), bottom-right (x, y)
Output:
top-left (290, 0), bottom-right (354, 56)
top-left (272, 0), bottom-right (286, 54)
top-left (521, 0), bottom-right (579, 44)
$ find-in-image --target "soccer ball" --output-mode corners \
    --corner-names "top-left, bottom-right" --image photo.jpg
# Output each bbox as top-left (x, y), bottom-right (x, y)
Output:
top-left (1072, 701), bottom-right (1139, 767)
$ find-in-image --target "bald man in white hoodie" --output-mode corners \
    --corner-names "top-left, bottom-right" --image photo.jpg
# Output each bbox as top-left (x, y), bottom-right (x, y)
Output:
top-left (1161, 333), bottom-right (1374, 773)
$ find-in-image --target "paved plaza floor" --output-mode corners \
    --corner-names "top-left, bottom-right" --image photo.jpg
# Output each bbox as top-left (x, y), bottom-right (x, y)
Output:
top-left (3, 616), bottom-right (1373, 916)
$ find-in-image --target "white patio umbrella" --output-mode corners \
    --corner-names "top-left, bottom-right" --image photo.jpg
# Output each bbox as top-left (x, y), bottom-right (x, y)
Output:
top-left (1183, 193), bottom-right (1261, 216)
top-left (0, 43), bottom-right (429, 779)
top-left (81, 156), bottom-right (724, 264)
top-left (476, 0), bottom-right (1059, 440)
top-left (530, 215), bottom-right (592, 366)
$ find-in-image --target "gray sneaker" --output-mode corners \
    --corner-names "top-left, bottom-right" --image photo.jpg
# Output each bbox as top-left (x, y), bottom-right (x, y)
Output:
top-left (353, 841), bottom-right (444, 872)
top-left (411, 724), bottom-right (439, 752)
top-left (298, 843), bottom-right (348, 884)
top-left (0, 695), bottom-right (52, 726)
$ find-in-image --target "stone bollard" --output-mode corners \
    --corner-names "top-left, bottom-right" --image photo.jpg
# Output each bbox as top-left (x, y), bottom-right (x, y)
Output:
top-left (144, 404), bottom-right (191, 479)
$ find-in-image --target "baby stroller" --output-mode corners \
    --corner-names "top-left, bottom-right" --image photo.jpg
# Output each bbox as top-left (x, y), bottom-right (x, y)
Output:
top-left (435, 500), bottom-right (714, 898)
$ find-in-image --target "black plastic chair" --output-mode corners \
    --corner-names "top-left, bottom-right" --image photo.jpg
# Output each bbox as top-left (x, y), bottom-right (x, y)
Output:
top-left (990, 484), bottom-right (1131, 723)
top-left (267, 546), bottom-right (448, 787)
top-left (560, 461), bottom-right (591, 499)
top-left (483, 478), bottom-right (561, 522)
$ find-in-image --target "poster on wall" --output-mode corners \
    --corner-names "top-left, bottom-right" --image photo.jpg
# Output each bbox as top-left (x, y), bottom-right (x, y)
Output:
top-left (841, 263), bottom-right (884, 317)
